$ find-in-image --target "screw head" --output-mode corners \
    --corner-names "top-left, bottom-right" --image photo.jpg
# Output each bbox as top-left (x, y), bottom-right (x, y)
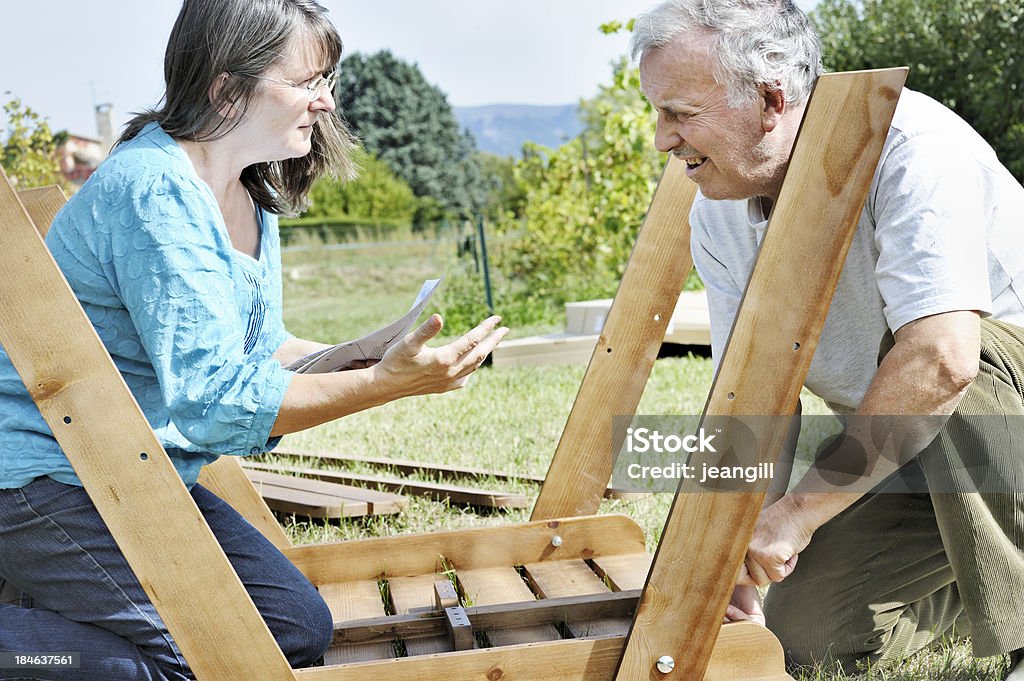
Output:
top-left (550, 535), bottom-right (563, 548)
top-left (656, 655), bottom-right (675, 674)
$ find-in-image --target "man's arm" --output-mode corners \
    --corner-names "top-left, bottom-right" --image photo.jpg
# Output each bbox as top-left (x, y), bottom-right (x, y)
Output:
top-left (740, 309), bottom-right (980, 586)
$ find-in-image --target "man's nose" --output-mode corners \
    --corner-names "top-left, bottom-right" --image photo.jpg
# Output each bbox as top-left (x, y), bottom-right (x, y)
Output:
top-left (653, 118), bottom-right (681, 154)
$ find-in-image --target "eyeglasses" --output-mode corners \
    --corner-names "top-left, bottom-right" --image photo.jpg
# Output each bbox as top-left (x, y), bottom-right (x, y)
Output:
top-left (250, 70), bottom-right (338, 102)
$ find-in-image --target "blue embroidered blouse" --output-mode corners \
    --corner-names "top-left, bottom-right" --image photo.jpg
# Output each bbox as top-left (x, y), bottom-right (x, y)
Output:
top-left (0, 122), bottom-right (295, 488)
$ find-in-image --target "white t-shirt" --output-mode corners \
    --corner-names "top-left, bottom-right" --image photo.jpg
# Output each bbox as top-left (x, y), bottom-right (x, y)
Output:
top-left (691, 89), bottom-right (1024, 412)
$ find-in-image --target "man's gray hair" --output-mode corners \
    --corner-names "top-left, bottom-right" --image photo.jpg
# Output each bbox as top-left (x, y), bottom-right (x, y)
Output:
top-left (630, 0), bottom-right (823, 108)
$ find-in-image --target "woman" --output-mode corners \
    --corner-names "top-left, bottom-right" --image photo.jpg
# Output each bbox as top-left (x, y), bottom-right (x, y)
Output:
top-left (0, 0), bottom-right (506, 678)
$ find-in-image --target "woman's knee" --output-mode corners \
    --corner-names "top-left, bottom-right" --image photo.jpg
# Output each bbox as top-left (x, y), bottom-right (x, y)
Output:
top-left (265, 580), bottom-right (333, 667)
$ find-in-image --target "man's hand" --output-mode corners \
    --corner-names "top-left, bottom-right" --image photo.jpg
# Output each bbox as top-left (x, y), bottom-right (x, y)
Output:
top-left (373, 314), bottom-right (508, 398)
top-left (738, 496), bottom-right (816, 587)
top-left (725, 584), bottom-right (765, 626)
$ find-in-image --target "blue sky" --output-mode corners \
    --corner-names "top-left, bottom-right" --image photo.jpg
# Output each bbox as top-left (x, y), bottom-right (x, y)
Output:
top-left (1, 0), bottom-right (815, 139)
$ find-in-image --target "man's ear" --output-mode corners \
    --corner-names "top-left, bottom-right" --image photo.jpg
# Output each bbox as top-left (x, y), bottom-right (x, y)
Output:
top-left (759, 82), bottom-right (786, 133)
top-left (209, 73), bottom-right (238, 119)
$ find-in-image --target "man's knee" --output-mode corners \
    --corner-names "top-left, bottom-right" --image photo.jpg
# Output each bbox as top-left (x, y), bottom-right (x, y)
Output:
top-left (765, 589), bottom-right (878, 671)
top-left (767, 603), bottom-right (857, 670)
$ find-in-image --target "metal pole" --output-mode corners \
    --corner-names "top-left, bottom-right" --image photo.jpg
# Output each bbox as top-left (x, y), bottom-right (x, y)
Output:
top-left (476, 216), bottom-right (494, 314)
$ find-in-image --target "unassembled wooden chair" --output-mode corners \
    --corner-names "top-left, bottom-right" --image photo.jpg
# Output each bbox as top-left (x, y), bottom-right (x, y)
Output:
top-left (0, 67), bottom-right (905, 680)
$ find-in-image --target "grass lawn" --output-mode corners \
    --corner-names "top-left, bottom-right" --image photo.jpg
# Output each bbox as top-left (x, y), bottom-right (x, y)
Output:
top-left (274, 239), bottom-right (1008, 681)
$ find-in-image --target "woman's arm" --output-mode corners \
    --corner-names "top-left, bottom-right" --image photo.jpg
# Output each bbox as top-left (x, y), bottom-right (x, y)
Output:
top-left (270, 314), bottom-right (506, 436)
top-left (272, 337), bottom-right (332, 367)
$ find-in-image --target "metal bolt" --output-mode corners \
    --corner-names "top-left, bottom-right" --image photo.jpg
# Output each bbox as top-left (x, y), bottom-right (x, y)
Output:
top-left (656, 655), bottom-right (675, 674)
top-left (550, 535), bottom-right (563, 548)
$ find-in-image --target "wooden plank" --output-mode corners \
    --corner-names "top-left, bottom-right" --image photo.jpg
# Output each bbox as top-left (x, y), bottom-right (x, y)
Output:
top-left (320, 580), bottom-right (394, 665)
top-left (0, 173), bottom-right (295, 680)
top-left (244, 461), bottom-right (527, 509)
top-left (615, 68), bottom-right (908, 681)
top-left (521, 560), bottom-right (630, 638)
top-left (491, 332), bottom-right (600, 368)
top-left (457, 567), bottom-right (561, 645)
top-left (532, 158), bottom-right (699, 521)
top-left (245, 468), bottom-right (404, 515)
top-left (197, 456), bottom-right (292, 549)
top-left (267, 449), bottom-right (637, 498)
top-left (332, 591), bottom-right (639, 646)
top-left (295, 622), bottom-right (791, 681)
top-left (16, 185), bottom-right (65, 236)
top-left (285, 514), bottom-right (646, 585)
top-left (387, 574), bottom-right (454, 655)
top-left (589, 553), bottom-right (653, 593)
top-left (253, 479), bottom-right (369, 518)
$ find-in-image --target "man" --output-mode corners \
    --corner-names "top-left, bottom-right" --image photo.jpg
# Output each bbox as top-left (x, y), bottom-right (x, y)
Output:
top-left (631, 0), bottom-right (1024, 675)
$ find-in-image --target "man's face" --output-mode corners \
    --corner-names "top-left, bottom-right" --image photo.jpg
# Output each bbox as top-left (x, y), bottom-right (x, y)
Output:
top-left (639, 31), bottom-right (786, 201)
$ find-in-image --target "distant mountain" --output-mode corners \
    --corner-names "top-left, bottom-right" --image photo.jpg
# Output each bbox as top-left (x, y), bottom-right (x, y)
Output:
top-left (455, 104), bottom-right (583, 158)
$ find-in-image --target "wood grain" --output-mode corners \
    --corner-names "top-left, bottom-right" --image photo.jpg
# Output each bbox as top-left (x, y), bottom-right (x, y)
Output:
top-left (320, 580), bottom-right (394, 664)
top-left (286, 514), bottom-right (646, 585)
top-left (16, 185), bottom-right (65, 236)
top-left (457, 566), bottom-right (561, 646)
top-left (614, 68), bottom-right (908, 681)
top-left (532, 159), bottom-right (698, 520)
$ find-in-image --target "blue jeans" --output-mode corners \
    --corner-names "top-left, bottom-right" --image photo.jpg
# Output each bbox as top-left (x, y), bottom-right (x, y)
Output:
top-left (0, 477), bottom-right (332, 680)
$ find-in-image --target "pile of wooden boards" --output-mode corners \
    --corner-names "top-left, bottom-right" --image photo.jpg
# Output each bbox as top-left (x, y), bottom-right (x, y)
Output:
top-left (242, 448), bottom-right (647, 521)
top-left (491, 290), bottom-right (711, 368)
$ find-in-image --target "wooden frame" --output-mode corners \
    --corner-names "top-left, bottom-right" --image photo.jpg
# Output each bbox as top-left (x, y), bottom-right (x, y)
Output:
top-left (0, 67), bottom-right (906, 680)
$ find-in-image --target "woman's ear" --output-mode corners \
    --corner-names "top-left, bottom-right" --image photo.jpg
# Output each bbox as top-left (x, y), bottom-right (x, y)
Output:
top-left (209, 72), bottom-right (238, 119)
top-left (760, 82), bottom-right (786, 133)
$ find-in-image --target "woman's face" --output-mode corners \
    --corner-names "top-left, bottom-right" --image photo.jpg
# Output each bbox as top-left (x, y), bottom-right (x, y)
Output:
top-left (235, 33), bottom-right (336, 162)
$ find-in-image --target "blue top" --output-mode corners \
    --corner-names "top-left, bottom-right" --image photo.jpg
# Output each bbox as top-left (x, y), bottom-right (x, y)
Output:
top-left (0, 122), bottom-right (295, 489)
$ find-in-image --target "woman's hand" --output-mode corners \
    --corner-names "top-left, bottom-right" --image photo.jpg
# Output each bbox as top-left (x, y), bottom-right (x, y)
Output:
top-left (372, 314), bottom-right (508, 398)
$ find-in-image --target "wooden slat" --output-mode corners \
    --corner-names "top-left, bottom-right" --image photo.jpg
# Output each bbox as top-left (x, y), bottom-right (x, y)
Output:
top-left (285, 514), bottom-right (646, 585)
top-left (615, 68), bottom-right (908, 681)
top-left (0, 174), bottom-right (295, 680)
top-left (331, 591), bottom-right (640, 646)
top-left (16, 185), bottom-right (65, 236)
top-left (387, 574), bottom-right (454, 655)
top-left (456, 567), bottom-right (561, 645)
top-left (589, 554), bottom-right (653, 593)
top-left (295, 622), bottom-right (790, 681)
top-left (197, 456), bottom-right (292, 549)
top-left (521, 560), bottom-right (630, 638)
top-left (245, 468), bottom-right (406, 514)
top-left (532, 159), bottom-right (698, 520)
top-left (253, 479), bottom-right (369, 518)
top-left (320, 580), bottom-right (394, 664)
top-left (268, 449), bottom-right (641, 499)
top-left (244, 461), bottom-right (527, 509)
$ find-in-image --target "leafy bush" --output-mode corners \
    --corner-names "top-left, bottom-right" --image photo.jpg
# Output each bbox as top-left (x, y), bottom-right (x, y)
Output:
top-left (1, 97), bottom-right (62, 189)
top-left (305, 149), bottom-right (418, 223)
top-left (439, 56), bottom-right (671, 331)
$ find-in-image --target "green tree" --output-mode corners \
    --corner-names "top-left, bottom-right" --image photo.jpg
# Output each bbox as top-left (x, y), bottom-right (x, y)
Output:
top-left (336, 51), bottom-right (486, 222)
top-left (440, 51), bottom-right (673, 330)
top-left (1, 96), bottom-right (62, 189)
top-left (305, 149), bottom-right (417, 222)
top-left (812, 0), bottom-right (1024, 181)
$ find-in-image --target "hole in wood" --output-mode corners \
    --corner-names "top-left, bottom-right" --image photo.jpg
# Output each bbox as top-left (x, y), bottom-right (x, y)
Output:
top-left (727, 392), bottom-right (736, 400)
top-left (63, 416), bottom-right (72, 424)
top-left (606, 347), bottom-right (613, 354)
top-left (654, 313), bottom-right (661, 322)
top-left (793, 342), bottom-right (801, 350)
top-left (139, 452), bottom-right (148, 461)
